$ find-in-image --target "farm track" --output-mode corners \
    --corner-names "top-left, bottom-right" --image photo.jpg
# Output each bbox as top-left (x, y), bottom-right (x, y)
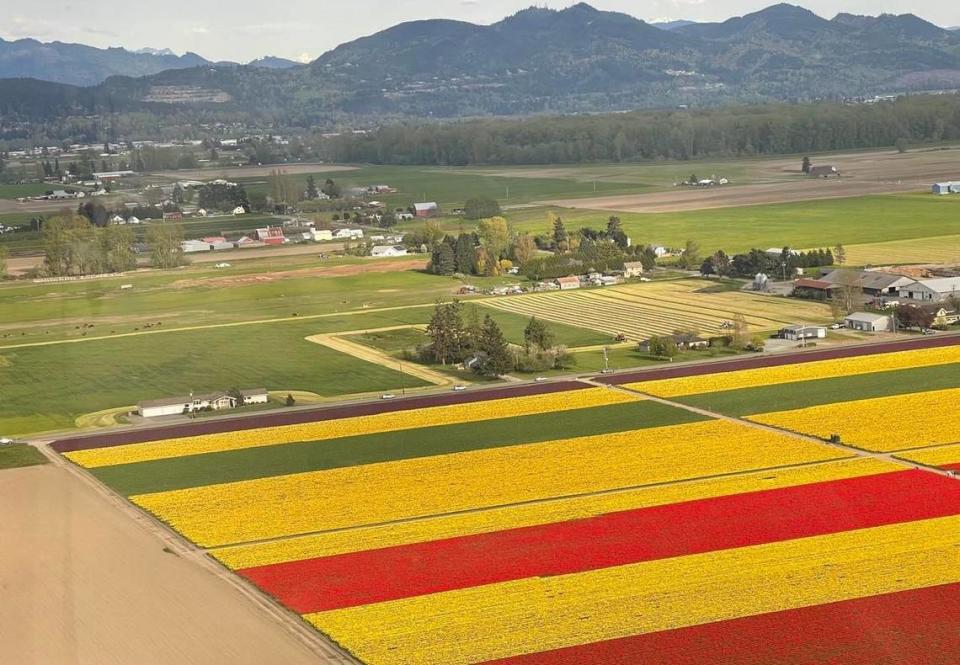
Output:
top-left (305, 326), bottom-right (455, 387)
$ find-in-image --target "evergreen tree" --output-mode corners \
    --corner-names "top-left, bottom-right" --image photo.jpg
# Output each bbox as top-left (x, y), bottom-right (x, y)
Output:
top-left (305, 175), bottom-right (319, 200)
top-left (523, 316), bottom-right (554, 351)
top-left (426, 301), bottom-right (465, 365)
top-left (801, 156), bottom-right (811, 174)
top-left (476, 315), bottom-right (513, 376)
top-left (454, 233), bottom-right (477, 274)
top-left (430, 241), bottom-right (456, 275)
top-left (551, 214), bottom-right (568, 253)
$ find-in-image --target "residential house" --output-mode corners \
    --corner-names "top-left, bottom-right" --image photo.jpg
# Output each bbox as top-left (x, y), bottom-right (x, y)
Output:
top-left (126, 216), bottom-right (141, 225)
top-left (370, 245), bottom-right (408, 258)
top-left (918, 303), bottom-right (960, 327)
top-left (844, 312), bottom-right (893, 332)
top-left (196, 208), bottom-right (209, 217)
top-left (779, 325), bottom-right (827, 341)
top-left (623, 261), bottom-right (645, 278)
top-left (109, 214), bottom-right (125, 224)
top-left (232, 206), bottom-right (247, 215)
top-left (652, 246), bottom-right (669, 257)
top-left (414, 202), bottom-right (439, 218)
top-left (899, 277), bottom-right (960, 302)
top-left (138, 388), bottom-right (269, 418)
top-left (163, 211), bottom-right (183, 221)
top-left (555, 276), bottom-right (581, 290)
top-left (808, 165), bottom-right (839, 178)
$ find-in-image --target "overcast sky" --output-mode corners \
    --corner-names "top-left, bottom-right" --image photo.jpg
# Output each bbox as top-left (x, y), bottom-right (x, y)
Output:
top-left (2, 0), bottom-right (958, 63)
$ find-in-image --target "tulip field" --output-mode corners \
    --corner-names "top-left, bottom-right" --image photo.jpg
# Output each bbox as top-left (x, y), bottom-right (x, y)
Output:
top-left (52, 338), bottom-right (960, 664)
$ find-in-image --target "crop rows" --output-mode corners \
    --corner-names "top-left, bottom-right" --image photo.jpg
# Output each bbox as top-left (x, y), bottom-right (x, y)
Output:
top-left (54, 346), bottom-right (960, 664)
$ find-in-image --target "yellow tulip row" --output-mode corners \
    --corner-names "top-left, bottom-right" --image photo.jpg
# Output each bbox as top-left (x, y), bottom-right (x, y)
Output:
top-left (627, 345), bottom-right (960, 398)
top-left (134, 419), bottom-right (846, 548)
top-left (748, 387), bottom-right (960, 452)
top-left (68, 387), bottom-right (638, 469)
top-left (211, 456), bottom-right (895, 570)
top-left (896, 443), bottom-right (960, 468)
top-left (309, 515), bottom-right (960, 665)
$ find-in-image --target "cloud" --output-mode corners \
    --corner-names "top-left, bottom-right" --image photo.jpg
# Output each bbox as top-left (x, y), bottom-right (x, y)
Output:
top-left (190, 26), bottom-right (210, 34)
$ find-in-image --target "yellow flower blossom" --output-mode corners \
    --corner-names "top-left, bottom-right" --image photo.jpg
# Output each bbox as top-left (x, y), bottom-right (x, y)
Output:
top-left (133, 419), bottom-right (846, 548)
top-left (627, 346), bottom-right (960, 398)
top-left (748, 387), bottom-right (960, 452)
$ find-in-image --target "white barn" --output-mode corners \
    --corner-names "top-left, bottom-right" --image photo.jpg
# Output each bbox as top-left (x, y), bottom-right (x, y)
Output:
top-left (844, 312), bottom-right (893, 332)
top-left (899, 277), bottom-right (960, 302)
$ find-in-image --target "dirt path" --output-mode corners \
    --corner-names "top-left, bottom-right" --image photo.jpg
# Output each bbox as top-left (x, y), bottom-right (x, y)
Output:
top-left (306, 326), bottom-right (458, 387)
top-left (0, 458), bottom-right (354, 665)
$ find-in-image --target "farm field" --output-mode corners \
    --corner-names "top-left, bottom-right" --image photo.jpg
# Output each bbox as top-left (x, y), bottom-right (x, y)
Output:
top-left (0, 443), bottom-right (48, 469)
top-left (52, 343), bottom-right (960, 664)
top-left (484, 279), bottom-right (832, 340)
top-left (626, 342), bottom-right (960, 452)
top-left (498, 193), bottom-right (960, 257)
top-left (839, 233), bottom-right (960, 266)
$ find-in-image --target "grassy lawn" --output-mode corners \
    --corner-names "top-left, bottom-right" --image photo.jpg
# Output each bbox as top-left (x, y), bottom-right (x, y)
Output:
top-left (0, 319), bottom-right (429, 436)
top-left (93, 400), bottom-right (706, 496)
top-left (0, 444), bottom-right (48, 469)
top-left (677, 362), bottom-right (960, 417)
top-left (0, 258), bottom-right (454, 340)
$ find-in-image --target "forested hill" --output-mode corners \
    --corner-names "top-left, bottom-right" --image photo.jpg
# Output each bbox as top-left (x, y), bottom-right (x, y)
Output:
top-left (2, 3), bottom-right (960, 128)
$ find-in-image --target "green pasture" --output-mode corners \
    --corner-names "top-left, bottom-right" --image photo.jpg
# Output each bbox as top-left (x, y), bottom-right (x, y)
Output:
top-left (0, 257), bottom-right (451, 340)
top-left (0, 183), bottom-right (62, 199)
top-left (393, 193), bottom-right (960, 258)
top-left (0, 444), bottom-right (48, 469)
top-left (0, 318), bottom-right (430, 436)
top-left (93, 400), bottom-right (705, 496)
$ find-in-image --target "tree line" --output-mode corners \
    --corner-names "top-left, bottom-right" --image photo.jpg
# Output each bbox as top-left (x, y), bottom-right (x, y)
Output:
top-left (322, 95), bottom-right (960, 165)
top-left (38, 214), bottom-right (186, 276)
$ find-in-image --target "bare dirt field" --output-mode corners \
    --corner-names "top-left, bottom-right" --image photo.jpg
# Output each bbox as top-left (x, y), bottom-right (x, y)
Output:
top-left (0, 462), bottom-right (348, 665)
top-left (541, 147), bottom-right (960, 212)
top-left (4, 242), bottom-right (354, 277)
top-left (152, 163), bottom-right (358, 180)
top-left (171, 258), bottom-right (428, 289)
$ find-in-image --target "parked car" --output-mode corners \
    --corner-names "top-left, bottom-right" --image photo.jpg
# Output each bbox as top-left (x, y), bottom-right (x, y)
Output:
top-left (380, 393), bottom-right (397, 400)
top-left (535, 376), bottom-right (547, 383)
top-left (452, 385), bottom-right (466, 392)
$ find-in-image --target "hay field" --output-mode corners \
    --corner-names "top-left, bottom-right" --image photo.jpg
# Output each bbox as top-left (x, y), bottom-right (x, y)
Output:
top-left (484, 280), bottom-right (832, 341)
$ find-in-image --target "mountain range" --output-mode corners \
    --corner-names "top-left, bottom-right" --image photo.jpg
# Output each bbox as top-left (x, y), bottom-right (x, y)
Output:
top-left (0, 36), bottom-right (301, 86)
top-left (2, 3), bottom-right (960, 125)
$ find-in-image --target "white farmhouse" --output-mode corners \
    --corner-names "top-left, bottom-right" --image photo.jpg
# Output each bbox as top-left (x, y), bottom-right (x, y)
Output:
top-left (138, 388), bottom-right (268, 418)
